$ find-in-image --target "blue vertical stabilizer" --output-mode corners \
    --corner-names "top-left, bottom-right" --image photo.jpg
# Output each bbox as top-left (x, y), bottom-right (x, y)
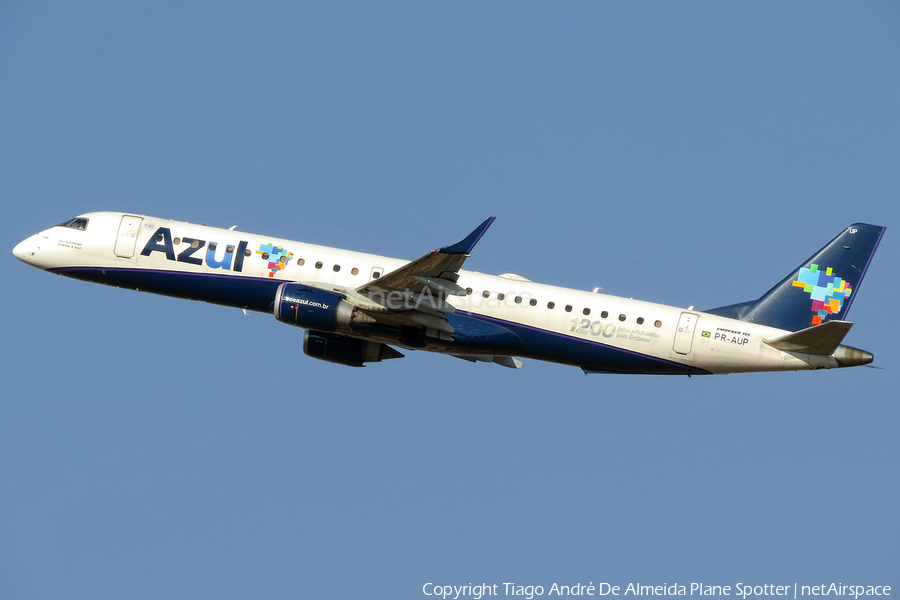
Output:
top-left (706, 223), bottom-right (885, 332)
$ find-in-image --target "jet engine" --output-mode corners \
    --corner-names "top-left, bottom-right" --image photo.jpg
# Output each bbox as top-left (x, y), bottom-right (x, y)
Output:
top-left (303, 330), bottom-right (404, 367)
top-left (273, 283), bottom-right (356, 330)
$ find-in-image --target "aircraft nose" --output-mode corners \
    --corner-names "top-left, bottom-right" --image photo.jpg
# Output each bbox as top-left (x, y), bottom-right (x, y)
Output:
top-left (12, 236), bottom-right (39, 263)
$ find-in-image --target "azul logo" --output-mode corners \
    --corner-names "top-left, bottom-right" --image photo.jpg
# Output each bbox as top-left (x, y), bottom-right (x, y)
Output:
top-left (140, 227), bottom-right (257, 273)
top-left (792, 263), bottom-right (852, 325)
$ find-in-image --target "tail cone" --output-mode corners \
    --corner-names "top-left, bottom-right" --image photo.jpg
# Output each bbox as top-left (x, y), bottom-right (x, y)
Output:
top-left (834, 345), bottom-right (874, 368)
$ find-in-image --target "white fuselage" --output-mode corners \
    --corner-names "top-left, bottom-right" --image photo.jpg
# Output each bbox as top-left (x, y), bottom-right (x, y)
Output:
top-left (13, 211), bottom-right (867, 374)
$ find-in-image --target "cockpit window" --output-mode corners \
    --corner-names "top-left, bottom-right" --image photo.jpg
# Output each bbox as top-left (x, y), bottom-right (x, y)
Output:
top-left (55, 217), bottom-right (89, 231)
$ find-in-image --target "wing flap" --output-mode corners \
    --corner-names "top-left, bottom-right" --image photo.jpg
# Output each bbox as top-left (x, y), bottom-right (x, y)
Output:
top-left (412, 275), bottom-right (467, 297)
top-left (451, 354), bottom-right (523, 369)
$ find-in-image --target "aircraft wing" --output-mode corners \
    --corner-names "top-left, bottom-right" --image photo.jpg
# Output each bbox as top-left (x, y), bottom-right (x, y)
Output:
top-left (351, 217), bottom-right (496, 334)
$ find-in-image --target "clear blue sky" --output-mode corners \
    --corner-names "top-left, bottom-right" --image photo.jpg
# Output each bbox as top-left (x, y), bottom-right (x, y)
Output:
top-left (1, 2), bottom-right (897, 598)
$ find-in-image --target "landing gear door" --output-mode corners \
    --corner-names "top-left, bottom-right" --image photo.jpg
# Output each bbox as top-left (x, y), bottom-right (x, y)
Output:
top-left (673, 312), bottom-right (699, 355)
top-left (114, 215), bottom-right (143, 258)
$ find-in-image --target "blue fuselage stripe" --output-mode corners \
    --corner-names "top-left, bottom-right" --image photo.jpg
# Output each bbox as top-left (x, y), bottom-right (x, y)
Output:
top-left (50, 266), bottom-right (282, 313)
top-left (51, 266), bottom-right (709, 375)
top-left (456, 310), bottom-right (708, 375)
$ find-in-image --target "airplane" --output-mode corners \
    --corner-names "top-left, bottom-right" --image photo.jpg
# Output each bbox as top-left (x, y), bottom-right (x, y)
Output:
top-left (13, 212), bottom-right (884, 375)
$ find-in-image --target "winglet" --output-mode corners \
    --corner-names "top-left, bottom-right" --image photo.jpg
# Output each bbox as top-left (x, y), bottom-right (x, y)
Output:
top-left (439, 217), bottom-right (496, 255)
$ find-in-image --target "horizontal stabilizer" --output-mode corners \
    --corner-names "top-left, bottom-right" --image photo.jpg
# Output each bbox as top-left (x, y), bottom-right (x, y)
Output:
top-left (763, 320), bottom-right (853, 355)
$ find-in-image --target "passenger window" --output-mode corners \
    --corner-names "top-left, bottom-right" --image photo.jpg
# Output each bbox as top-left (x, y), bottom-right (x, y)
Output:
top-left (351, 267), bottom-right (359, 275)
top-left (583, 308), bottom-right (591, 316)
top-left (209, 243), bottom-right (217, 251)
top-left (226, 246), bottom-right (234, 254)
top-left (547, 301), bottom-right (555, 309)
top-left (618, 314), bottom-right (626, 321)
top-left (637, 317), bottom-right (644, 325)
top-left (174, 237), bottom-right (181, 245)
top-left (333, 265), bottom-right (341, 272)
top-left (514, 296), bottom-right (522, 304)
top-left (261, 252), bottom-right (270, 260)
top-left (529, 298), bottom-right (537, 306)
top-left (298, 258), bottom-right (306, 266)
top-left (244, 249), bottom-right (252, 257)
top-left (315, 261), bottom-right (323, 269)
top-left (601, 311), bottom-right (608, 318)
top-left (565, 305), bottom-right (573, 312)
top-left (498, 293), bottom-right (505, 301)
top-left (465, 287), bottom-right (473, 295)
top-left (654, 320), bottom-right (662, 328)
top-left (482, 290), bottom-right (490, 298)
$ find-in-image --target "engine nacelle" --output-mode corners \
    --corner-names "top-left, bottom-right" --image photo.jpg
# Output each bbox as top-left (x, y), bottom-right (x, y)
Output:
top-left (274, 283), bottom-right (354, 331)
top-left (303, 330), bottom-right (404, 367)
